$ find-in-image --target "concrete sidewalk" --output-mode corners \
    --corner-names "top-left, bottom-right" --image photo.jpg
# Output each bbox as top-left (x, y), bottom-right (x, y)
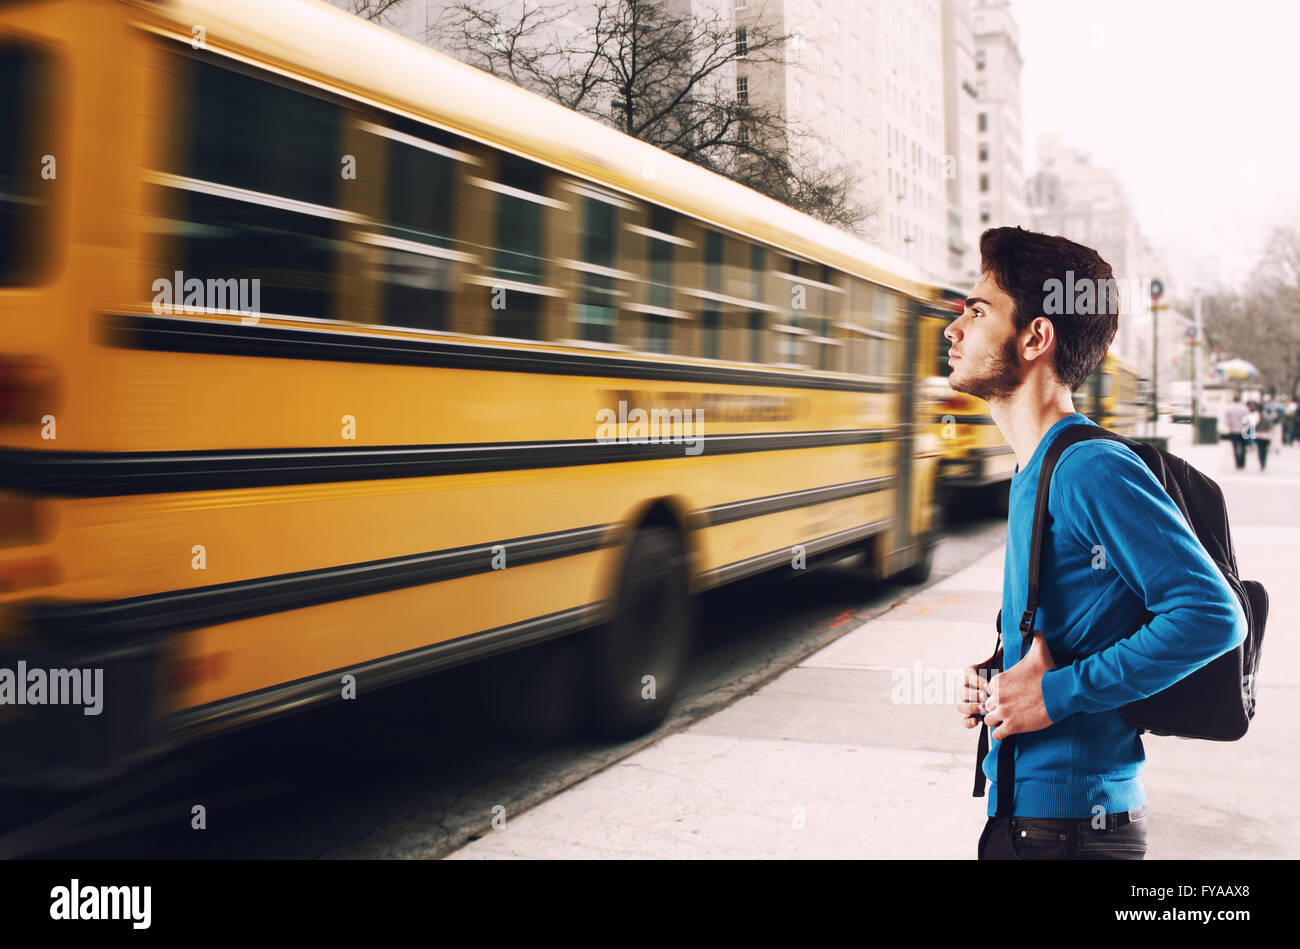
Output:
top-left (447, 421), bottom-right (1300, 859)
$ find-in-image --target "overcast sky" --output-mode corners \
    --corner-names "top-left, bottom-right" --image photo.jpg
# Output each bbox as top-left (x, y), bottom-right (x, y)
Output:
top-left (1010, 0), bottom-right (1300, 291)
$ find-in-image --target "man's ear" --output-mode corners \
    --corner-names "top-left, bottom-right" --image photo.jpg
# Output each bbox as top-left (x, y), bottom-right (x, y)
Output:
top-left (1022, 316), bottom-right (1055, 364)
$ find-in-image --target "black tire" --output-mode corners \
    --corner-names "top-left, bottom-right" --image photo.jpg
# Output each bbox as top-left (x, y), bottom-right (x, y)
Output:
top-left (934, 479), bottom-right (954, 518)
top-left (584, 525), bottom-right (693, 741)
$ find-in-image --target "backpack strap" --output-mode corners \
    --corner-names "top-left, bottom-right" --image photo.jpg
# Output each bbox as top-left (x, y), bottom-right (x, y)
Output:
top-left (1022, 424), bottom-right (1124, 642)
top-left (989, 422), bottom-right (1124, 830)
top-left (972, 609), bottom-right (1001, 798)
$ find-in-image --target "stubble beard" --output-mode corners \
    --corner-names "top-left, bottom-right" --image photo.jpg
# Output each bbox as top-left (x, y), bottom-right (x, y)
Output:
top-left (950, 336), bottom-right (1022, 403)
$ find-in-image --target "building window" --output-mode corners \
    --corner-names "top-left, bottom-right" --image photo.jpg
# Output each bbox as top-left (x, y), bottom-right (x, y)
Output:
top-left (978, 112), bottom-right (987, 132)
top-left (790, 26), bottom-right (805, 64)
top-left (978, 143), bottom-right (988, 162)
top-left (975, 49), bottom-right (985, 70)
top-left (736, 76), bottom-right (749, 105)
top-left (980, 205), bottom-right (991, 224)
top-left (979, 173), bottom-right (989, 193)
top-left (736, 27), bottom-right (748, 58)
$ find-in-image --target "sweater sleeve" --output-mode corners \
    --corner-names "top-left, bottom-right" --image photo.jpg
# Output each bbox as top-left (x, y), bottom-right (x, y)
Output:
top-left (1038, 441), bottom-right (1247, 722)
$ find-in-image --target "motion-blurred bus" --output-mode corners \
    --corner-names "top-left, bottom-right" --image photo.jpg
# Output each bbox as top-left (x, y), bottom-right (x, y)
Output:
top-left (0, 0), bottom-right (949, 785)
top-left (1077, 353), bottom-right (1143, 436)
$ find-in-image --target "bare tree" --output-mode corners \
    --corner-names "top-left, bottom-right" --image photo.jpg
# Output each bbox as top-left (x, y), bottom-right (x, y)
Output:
top-left (432, 0), bottom-right (873, 229)
top-left (350, 0), bottom-right (408, 24)
top-left (1201, 226), bottom-right (1300, 397)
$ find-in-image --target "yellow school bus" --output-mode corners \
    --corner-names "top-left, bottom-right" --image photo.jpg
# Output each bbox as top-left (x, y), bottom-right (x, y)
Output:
top-left (0, 0), bottom-right (942, 784)
top-left (1078, 352), bottom-right (1143, 437)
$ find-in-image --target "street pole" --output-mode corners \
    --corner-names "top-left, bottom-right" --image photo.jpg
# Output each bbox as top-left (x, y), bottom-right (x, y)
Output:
top-left (1152, 306), bottom-right (1159, 432)
top-left (1192, 291), bottom-right (1203, 432)
top-left (1150, 279), bottom-right (1164, 435)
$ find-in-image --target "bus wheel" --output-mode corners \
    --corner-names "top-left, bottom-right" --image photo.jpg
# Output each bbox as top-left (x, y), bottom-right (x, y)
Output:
top-left (584, 525), bottom-right (693, 741)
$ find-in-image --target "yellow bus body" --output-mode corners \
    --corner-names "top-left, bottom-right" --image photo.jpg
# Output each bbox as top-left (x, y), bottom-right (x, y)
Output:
top-left (0, 0), bottom-right (944, 781)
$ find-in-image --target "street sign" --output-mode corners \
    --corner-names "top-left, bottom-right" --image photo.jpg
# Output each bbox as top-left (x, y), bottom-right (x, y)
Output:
top-left (1150, 279), bottom-right (1164, 301)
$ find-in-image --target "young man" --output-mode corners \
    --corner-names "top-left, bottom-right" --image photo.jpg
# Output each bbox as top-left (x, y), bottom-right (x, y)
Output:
top-left (949, 227), bottom-right (1247, 860)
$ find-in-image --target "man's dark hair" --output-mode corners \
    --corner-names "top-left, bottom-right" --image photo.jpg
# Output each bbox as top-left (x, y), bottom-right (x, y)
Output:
top-left (979, 226), bottom-right (1119, 391)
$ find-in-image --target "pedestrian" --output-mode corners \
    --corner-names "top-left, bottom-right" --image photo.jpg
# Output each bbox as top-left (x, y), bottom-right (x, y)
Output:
top-left (1285, 396), bottom-right (1299, 446)
top-left (1248, 401), bottom-right (1272, 470)
top-left (947, 226), bottom-right (1246, 861)
top-left (1263, 394), bottom-right (1285, 455)
top-left (1222, 391), bottom-right (1249, 470)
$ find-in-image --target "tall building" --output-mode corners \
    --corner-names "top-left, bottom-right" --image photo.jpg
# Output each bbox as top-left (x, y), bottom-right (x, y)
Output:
top-left (971, 0), bottom-right (1024, 231)
top-left (736, 0), bottom-right (948, 277)
top-left (940, 0), bottom-right (980, 287)
top-left (1025, 132), bottom-right (1168, 369)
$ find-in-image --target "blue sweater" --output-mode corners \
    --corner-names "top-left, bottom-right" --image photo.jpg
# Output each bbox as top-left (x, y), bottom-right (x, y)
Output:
top-left (985, 413), bottom-right (1247, 817)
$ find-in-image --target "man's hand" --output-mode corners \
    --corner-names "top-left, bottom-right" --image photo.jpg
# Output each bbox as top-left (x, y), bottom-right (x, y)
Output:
top-left (957, 666), bottom-right (989, 728)
top-left (983, 633), bottom-right (1056, 741)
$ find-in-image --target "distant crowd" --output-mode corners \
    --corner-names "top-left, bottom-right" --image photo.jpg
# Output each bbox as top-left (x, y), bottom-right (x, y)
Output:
top-left (1221, 392), bottom-right (1298, 471)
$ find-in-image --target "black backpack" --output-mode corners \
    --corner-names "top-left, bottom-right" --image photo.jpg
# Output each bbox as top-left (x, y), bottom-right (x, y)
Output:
top-left (972, 424), bottom-right (1268, 820)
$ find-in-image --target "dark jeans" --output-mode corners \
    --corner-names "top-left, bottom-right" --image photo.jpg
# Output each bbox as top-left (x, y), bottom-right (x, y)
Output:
top-left (1230, 434), bottom-right (1248, 469)
top-left (977, 806), bottom-right (1148, 860)
top-left (1257, 438), bottom-right (1270, 469)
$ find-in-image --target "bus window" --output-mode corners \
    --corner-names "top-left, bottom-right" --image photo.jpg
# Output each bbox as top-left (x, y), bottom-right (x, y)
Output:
top-left (935, 326), bottom-right (952, 378)
top-left (873, 287), bottom-right (898, 376)
top-left (492, 153), bottom-right (548, 340)
top-left (748, 244), bottom-right (765, 363)
top-left (818, 266), bottom-right (845, 372)
top-left (495, 154), bottom-right (545, 285)
top-left (648, 226), bottom-right (673, 311)
top-left (644, 206), bottom-right (675, 353)
top-left (374, 124), bottom-right (459, 331)
top-left (1081, 367), bottom-right (1100, 411)
top-left (701, 229), bottom-right (724, 359)
top-left (774, 257), bottom-right (807, 366)
top-left (160, 55), bottom-right (342, 319)
top-left (844, 279), bottom-right (870, 374)
top-left (0, 42), bottom-right (56, 286)
top-left (645, 314), bottom-right (672, 354)
top-left (575, 195), bottom-right (618, 343)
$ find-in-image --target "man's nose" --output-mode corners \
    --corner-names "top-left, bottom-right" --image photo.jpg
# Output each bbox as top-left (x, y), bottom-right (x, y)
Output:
top-left (944, 319), bottom-right (960, 343)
